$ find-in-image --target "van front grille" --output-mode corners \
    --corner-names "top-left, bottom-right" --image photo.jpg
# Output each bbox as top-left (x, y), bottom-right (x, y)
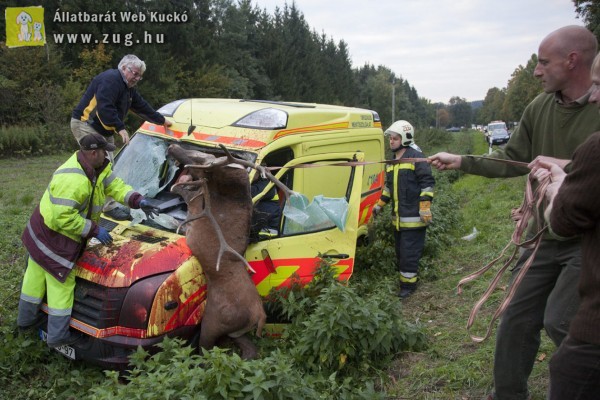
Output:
top-left (132, 234), bottom-right (167, 244)
top-left (72, 278), bottom-right (128, 329)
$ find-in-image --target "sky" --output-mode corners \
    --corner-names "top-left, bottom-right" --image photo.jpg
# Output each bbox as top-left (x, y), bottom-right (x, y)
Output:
top-left (252, 0), bottom-right (584, 103)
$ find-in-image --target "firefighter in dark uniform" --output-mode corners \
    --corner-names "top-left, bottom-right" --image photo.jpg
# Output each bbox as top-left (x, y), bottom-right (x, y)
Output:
top-left (373, 120), bottom-right (435, 298)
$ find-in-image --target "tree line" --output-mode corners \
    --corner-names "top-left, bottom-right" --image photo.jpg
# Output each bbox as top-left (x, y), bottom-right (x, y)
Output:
top-left (0, 0), bottom-right (595, 137)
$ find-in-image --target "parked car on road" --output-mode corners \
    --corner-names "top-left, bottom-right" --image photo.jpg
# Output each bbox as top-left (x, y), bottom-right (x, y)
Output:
top-left (488, 128), bottom-right (510, 145)
top-left (486, 121), bottom-right (507, 139)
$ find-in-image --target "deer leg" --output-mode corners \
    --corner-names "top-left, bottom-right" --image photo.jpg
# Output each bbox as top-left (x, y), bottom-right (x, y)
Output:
top-left (230, 334), bottom-right (259, 360)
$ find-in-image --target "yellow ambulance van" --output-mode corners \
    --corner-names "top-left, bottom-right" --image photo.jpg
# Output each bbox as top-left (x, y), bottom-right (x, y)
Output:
top-left (41, 99), bottom-right (385, 368)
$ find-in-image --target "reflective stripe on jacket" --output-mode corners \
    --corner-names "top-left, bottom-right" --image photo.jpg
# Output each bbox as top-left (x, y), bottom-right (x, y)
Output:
top-left (71, 69), bottom-right (166, 137)
top-left (378, 146), bottom-right (435, 230)
top-left (21, 151), bottom-right (138, 282)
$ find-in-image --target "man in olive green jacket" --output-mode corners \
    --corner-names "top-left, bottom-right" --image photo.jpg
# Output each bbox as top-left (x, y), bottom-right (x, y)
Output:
top-left (430, 25), bottom-right (600, 400)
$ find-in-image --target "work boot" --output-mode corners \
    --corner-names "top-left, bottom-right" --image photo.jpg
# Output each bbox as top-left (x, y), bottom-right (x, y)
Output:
top-left (399, 283), bottom-right (417, 299)
top-left (17, 314), bottom-right (45, 332)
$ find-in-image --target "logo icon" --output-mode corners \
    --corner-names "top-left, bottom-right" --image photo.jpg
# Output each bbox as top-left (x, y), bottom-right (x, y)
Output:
top-left (5, 6), bottom-right (46, 48)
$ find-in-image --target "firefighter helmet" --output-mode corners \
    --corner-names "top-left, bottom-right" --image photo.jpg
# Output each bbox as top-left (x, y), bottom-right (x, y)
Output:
top-left (385, 120), bottom-right (414, 147)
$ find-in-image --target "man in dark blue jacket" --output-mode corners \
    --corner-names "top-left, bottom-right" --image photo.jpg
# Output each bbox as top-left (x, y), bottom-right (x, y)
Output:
top-left (71, 54), bottom-right (171, 158)
top-left (373, 120), bottom-right (435, 298)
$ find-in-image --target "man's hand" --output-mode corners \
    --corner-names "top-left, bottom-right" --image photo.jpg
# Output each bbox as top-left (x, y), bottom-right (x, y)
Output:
top-left (372, 205), bottom-right (382, 218)
top-left (428, 152), bottom-right (461, 171)
top-left (118, 129), bottom-right (130, 145)
top-left (528, 158), bottom-right (566, 203)
top-left (140, 199), bottom-right (159, 219)
top-left (528, 156), bottom-right (570, 171)
top-left (419, 201), bottom-right (433, 225)
top-left (94, 227), bottom-right (113, 245)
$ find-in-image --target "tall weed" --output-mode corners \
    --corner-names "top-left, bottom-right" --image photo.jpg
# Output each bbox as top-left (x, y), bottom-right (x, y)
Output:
top-left (0, 125), bottom-right (76, 157)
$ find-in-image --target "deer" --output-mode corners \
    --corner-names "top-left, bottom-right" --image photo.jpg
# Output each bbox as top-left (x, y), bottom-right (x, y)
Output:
top-left (168, 144), bottom-right (292, 359)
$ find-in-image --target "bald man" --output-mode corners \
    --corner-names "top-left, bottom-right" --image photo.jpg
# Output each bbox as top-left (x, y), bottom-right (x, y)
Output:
top-left (430, 26), bottom-right (600, 400)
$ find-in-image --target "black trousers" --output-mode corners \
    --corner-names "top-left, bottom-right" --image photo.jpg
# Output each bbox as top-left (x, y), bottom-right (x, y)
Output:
top-left (393, 228), bottom-right (426, 280)
top-left (549, 335), bottom-right (600, 400)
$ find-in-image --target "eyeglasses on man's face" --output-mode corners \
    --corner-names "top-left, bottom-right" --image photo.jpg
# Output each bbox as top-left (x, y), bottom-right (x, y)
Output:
top-left (126, 66), bottom-right (143, 80)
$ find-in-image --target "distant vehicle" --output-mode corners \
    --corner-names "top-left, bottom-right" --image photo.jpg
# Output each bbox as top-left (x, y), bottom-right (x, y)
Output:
top-left (446, 127), bottom-right (460, 132)
top-left (488, 128), bottom-right (510, 145)
top-left (486, 121), bottom-right (507, 138)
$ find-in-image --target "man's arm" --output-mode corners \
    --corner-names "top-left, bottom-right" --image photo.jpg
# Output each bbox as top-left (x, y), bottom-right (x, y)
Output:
top-left (429, 152), bottom-right (461, 170)
top-left (129, 90), bottom-right (166, 126)
top-left (549, 133), bottom-right (600, 237)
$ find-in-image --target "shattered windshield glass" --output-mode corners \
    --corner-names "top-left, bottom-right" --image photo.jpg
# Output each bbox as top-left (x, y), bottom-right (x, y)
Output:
top-left (111, 133), bottom-right (259, 232)
top-left (113, 133), bottom-right (176, 197)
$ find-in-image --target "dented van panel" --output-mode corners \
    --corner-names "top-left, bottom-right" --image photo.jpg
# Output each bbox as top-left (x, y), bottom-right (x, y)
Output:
top-left (43, 99), bottom-right (384, 369)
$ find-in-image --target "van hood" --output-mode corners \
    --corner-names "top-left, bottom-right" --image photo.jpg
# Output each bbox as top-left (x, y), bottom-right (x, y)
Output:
top-left (75, 235), bottom-right (194, 288)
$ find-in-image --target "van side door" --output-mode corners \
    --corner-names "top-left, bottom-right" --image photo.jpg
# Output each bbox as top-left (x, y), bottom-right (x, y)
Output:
top-left (245, 152), bottom-right (364, 296)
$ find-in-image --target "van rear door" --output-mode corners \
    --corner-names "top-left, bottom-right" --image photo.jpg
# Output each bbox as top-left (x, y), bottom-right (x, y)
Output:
top-left (246, 152), bottom-right (364, 295)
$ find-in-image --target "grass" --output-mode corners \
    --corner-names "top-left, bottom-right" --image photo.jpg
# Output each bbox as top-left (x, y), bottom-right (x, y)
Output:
top-left (0, 134), bottom-right (556, 399)
top-left (0, 154), bottom-right (69, 322)
top-left (384, 135), bottom-right (554, 400)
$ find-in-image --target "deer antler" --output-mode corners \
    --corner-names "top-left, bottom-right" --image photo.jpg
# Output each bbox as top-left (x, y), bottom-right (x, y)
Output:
top-left (171, 179), bottom-right (206, 192)
top-left (185, 144), bottom-right (294, 202)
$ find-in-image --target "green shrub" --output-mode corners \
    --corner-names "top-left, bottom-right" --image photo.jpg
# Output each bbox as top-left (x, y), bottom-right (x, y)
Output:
top-left (287, 284), bottom-right (426, 377)
top-left (88, 339), bottom-right (383, 400)
top-left (266, 261), bottom-right (426, 380)
top-left (418, 128), bottom-right (452, 154)
top-left (0, 125), bottom-right (76, 157)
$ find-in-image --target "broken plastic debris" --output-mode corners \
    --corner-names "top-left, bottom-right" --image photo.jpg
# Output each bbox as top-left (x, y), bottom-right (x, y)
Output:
top-left (282, 193), bottom-right (349, 234)
top-left (461, 227), bottom-right (479, 241)
top-left (128, 208), bottom-right (180, 230)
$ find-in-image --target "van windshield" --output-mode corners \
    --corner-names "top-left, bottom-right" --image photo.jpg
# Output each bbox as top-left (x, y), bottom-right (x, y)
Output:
top-left (488, 123), bottom-right (505, 131)
top-left (110, 133), bottom-right (258, 231)
top-left (114, 133), bottom-right (177, 197)
top-left (114, 133), bottom-right (258, 197)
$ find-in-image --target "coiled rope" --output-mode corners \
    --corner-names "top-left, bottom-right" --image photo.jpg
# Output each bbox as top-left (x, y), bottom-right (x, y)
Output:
top-left (456, 156), bottom-right (551, 342)
top-left (259, 153), bottom-right (552, 342)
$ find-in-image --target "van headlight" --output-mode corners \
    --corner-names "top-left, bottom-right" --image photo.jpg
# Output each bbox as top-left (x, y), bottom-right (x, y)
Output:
top-left (233, 108), bottom-right (288, 130)
top-left (118, 273), bottom-right (171, 329)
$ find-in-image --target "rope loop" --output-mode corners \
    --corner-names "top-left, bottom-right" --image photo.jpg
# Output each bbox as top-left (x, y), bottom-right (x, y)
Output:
top-left (458, 165), bottom-right (551, 342)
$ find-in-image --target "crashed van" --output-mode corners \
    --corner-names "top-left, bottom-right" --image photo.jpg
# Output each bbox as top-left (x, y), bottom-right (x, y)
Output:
top-left (40, 99), bottom-right (385, 369)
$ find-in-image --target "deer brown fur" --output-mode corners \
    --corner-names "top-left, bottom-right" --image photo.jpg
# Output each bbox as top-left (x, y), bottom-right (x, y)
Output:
top-left (168, 144), bottom-right (266, 359)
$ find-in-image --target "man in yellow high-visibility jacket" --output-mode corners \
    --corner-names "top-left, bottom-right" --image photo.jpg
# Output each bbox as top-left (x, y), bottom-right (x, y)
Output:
top-left (17, 133), bottom-right (158, 348)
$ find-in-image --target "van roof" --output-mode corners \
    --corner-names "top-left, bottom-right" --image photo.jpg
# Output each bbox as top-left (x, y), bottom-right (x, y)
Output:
top-left (137, 98), bottom-right (382, 151)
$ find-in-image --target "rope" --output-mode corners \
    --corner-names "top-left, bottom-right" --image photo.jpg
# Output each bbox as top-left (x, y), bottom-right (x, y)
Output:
top-left (456, 159), bottom-right (551, 342)
top-left (260, 155), bottom-right (529, 171)
top-left (261, 157), bottom-right (430, 171)
top-left (207, 151), bottom-right (545, 343)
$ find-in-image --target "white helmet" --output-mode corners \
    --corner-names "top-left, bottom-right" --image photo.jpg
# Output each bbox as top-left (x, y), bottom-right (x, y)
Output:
top-left (385, 120), bottom-right (414, 147)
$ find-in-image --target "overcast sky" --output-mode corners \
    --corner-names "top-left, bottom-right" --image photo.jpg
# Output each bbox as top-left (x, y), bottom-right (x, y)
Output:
top-left (252, 0), bottom-right (584, 103)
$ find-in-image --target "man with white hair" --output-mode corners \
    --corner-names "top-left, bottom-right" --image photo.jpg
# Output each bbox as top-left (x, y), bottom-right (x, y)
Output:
top-left (71, 54), bottom-right (171, 153)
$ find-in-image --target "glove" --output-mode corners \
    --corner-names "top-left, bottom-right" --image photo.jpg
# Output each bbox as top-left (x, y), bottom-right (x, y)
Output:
top-left (372, 205), bottom-right (382, 218)
top-left (95, 226), bottom-right (113, 245)
top-left (419, 201), bottom-right (432, 225)
top-left (140, 199), bottom-right (159, 220)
